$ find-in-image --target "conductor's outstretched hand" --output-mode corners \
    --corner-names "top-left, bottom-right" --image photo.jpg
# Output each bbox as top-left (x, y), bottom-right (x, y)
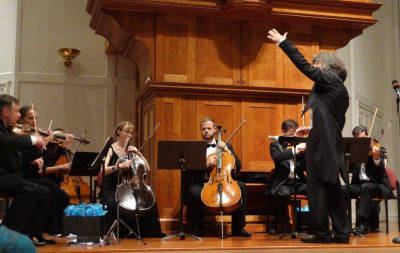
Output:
top-left (267, 28), bottom-right (287, 44)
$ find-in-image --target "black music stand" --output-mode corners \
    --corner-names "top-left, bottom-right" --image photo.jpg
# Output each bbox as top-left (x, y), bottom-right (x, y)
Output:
top-left (341, 137), bottom-right (370, 237)
top-left (70, 152), bottom-right (99, 203)
top-left (157, 140), bottom-right (207, 241)
top-left (276, 136), bottom-right (308, 240)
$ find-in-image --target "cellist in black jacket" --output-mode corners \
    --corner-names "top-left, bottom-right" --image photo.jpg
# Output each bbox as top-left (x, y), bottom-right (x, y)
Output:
top-left (267, 29), bottom-right (350, 243)
top-left (0, 94), bottom-right (52, 246)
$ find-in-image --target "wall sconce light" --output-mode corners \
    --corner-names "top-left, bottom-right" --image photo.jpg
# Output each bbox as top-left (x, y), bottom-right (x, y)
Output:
top-left (57, 48), bottom-right (80, 67)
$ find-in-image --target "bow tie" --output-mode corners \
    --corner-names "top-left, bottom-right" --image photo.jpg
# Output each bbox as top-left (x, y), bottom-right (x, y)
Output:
top-left (206, 143), bottom-right (217, 148)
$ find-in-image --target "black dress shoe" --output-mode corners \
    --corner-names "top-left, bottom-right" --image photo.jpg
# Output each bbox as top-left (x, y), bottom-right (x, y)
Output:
top-left (352, 224), bottom-right (369, 235)
top-left (267, 227), bottom-right (278, 235)
top-left (232, 228), bottom-right (252, 237)
top-left (32, 234), bottom-right (56, 245)
top-left (332, 236), bottom-right (349, 244)
top-left (300, 235), bottom-right (332, 244)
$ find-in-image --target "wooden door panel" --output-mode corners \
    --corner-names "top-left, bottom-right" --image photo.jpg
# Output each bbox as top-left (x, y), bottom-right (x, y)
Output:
top-left (241, 101), bottom-right (283, 172)
top-left (196, 18), bottom-right (240, 85)
top-left (241, 22), bottom-right (286, 87)
top-left (197, 99), bottom-right (242, 158)
top-left (156, 15), bottom-right (196, 83)
top-left (154, 97), bottom-right (182, 221)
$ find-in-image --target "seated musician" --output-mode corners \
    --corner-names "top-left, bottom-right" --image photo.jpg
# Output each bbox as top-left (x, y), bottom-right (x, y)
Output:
top-left (18, 105), bottom-right (71, 239)
top-left (346, 125), bottom-right (393, 234)
top-left (96, 121), bottom-right (163, 237)
top-left (0, 94), bottom-right (53, 246)
top-left (185, 117), bottom-right (251, 237)
top-left (19, 105), bottom-right (73, 185)
top-left (265, 119), bottom-right (307, 234)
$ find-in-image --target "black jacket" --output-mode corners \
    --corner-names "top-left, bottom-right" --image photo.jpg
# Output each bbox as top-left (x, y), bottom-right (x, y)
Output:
top-left (350, 157), bottom-right (393, 198)
top-left (185, 142), bottom-right (241, 185)
top-left (279, 39), bottom-right (349, 184)
top-left (265, 141), bottom-right (306, 196)
top-left (0, 120), bottom-right (33, 176)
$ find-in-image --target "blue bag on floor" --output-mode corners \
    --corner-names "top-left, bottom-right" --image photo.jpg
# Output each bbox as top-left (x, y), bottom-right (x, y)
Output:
top-left (64, 203), bottom-right (107, 216)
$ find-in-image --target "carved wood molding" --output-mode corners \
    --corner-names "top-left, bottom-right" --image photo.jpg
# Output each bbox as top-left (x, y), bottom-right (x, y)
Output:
top-left (137, 81), bottom-right (310, 103)
top-left (89, 0), bottom-right (381, 30)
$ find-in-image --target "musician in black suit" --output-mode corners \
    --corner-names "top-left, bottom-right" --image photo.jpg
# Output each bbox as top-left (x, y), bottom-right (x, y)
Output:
top-left (346, 125), bottom-right (393, 234)
top-left (0, 94), bottom-right (52, 246)
top-left (265, 119), bottom-right (307, 234)
top-left (268, 29), bottom-right (350, 243)
top-left (185, 117), bottom-right (251, 237)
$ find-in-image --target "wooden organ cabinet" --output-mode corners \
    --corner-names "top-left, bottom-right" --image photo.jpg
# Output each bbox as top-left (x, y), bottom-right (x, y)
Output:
top-left (87, 0), bottom-right (381, 232)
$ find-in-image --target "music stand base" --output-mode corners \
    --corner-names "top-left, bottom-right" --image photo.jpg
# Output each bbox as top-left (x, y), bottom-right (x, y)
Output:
top-left (161, 232), bottom-right (201, 241)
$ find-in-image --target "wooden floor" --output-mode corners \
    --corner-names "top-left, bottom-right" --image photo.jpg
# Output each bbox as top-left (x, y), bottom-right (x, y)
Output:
top-left (38, 222), bottom-right (400, 253)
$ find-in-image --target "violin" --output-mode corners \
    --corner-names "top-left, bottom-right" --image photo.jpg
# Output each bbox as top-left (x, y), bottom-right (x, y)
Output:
top-left (11, 124), bottom-right (90, 145)
top-left (201, 124), bottom-right (243, 214)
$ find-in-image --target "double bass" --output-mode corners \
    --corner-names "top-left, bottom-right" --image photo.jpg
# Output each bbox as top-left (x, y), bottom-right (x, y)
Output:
top-left (201, 121), bottom-right (246, 214)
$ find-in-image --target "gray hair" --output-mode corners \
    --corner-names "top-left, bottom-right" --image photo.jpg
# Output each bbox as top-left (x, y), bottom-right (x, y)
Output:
top-left (312, 52), bottom-right (347, 82)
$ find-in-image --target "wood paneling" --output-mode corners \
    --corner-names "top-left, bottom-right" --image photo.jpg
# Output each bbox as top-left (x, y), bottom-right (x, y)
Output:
top-left (241, 22), bottom-right (286, 88)
top-left (196, 18), bottom-right (241, 85)
top-left (197, 99), bottom-right (242, 153)
top-left (156, 15), bottom-right (196, 83)
top-left (241, 101), bottom-right (283, 172)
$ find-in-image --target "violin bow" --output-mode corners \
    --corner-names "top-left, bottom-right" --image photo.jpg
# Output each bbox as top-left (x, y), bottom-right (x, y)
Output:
top-left (31, 101), bottom-right (39, 136)
top-left (138, 122), bottom-right (160, 152)
top-left (224, 119), bottom-right (247, 145)
top-left (369, 108), bottom-right (378, 137)
top-left (301, 96), bottom-right (305, 127)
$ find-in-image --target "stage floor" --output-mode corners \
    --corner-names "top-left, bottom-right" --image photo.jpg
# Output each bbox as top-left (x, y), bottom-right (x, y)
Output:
top-left (38, 223), bottom-right (400, 253)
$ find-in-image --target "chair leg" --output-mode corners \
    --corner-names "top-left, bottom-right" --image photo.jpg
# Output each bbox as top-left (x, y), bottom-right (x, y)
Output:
top-left (385, 199), bottom-right (389, 233)
top-left (398, 197), bottom-right (400, 232)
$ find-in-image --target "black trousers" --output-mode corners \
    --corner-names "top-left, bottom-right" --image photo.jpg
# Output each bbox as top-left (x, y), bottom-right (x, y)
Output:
top-left (273, 181), bottom-right (307, 226)
top-left (345, 183), bottom-right (390, 226)
top-left (307, 177), bottom-right (349, 240)
top-left (27, 178), bottom-right (70, 234)
top-left (186, 181), bottom-right (247, 234)
top-left (102, 188), bottom-right (163, 237)
top-left (0, 173), bottom-right (51, 235)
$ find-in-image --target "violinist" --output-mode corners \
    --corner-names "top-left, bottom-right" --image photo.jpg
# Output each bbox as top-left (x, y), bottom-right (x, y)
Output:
top-left (0, 94), bottom-right (52, 246)
top-left (19, 105), bottom-right (73, 185)
top-left (185, 117), bottom-right (251, 237)
top-left (265, 119), bottom-right (307, 234)
top-left (345, 125), bottom-right (393, 234)
top-left (18, 105), bottom-right (70, 239)
top-left (268, 29), bottom-right (350, 243)
top-left (97, 121), bottom-right (163, 237)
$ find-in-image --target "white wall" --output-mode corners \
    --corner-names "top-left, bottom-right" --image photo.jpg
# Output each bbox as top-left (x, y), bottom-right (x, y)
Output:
top-left (15, 0), bottom-right (136, 152)
top-left (338, 0), bottom-right (400, 221)
top-left (0, 0), bottom-right (18, 94)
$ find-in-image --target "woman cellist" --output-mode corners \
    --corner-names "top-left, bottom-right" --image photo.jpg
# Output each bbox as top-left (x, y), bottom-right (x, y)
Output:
top-left (96, 121), bottom-right (163, 237)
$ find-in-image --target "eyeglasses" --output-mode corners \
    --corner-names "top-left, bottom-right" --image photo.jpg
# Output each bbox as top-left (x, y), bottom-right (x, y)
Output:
top-left (122, 130), bottom-right (134, 135)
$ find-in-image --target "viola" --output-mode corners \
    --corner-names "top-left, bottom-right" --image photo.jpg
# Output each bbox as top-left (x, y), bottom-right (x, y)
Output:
top-left (201, 125), bottom-right (242, 214)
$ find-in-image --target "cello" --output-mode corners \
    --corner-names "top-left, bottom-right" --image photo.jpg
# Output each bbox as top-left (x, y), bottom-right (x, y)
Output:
top-left (200, 120), bottom-right (246, 237)
top-left (116, 122), bottom-right (160, 213)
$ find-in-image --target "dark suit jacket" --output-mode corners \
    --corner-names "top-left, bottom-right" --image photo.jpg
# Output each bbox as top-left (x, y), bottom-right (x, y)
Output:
top-left (279, 39), bottom-right (349, 184)
top-left (0, 120), bottom-right (33, 175)
top-left (350, 157), bottom-right (393, 198)
top-left (265, 141), bottom-right (306, 196)
top-left (186, 142), bottom-right (241, 185)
